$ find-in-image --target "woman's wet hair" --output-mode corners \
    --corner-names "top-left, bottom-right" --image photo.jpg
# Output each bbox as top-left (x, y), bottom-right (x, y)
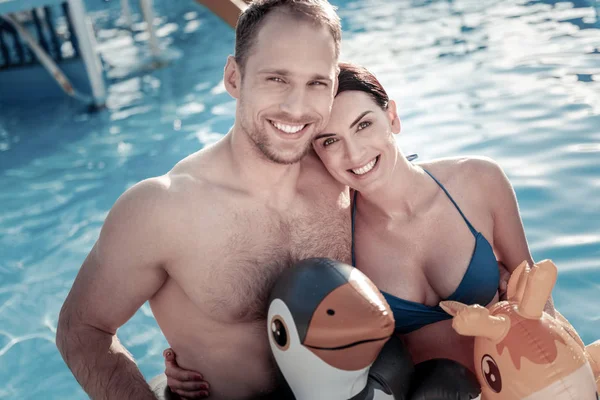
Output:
top-left (337, 62), bottom-right (389, 110)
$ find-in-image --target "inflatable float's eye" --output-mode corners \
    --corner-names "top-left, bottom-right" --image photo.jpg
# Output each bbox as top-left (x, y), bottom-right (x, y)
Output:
top-left (327, 309), bottom-right (335, 316)
top-left (270, 316), bottom-right (289, 351)
top-left (481, 354), bottom-right (502, 393)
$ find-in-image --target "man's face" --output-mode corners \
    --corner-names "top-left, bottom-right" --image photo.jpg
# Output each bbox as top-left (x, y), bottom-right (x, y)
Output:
top-left (237, 11), bottom-right (338, 164)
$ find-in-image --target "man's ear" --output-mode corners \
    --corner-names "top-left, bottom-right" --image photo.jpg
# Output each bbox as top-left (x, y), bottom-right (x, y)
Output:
top-left (387, 99), bottom-right (401, 134)
top-left (224, 55), bottom-right (241, 99)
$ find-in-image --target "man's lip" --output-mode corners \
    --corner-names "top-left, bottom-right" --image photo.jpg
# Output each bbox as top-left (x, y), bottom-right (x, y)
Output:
top-left (268, 119), bottom-right (311, 126)
top-left (268, 120), bottom-right (312, 136)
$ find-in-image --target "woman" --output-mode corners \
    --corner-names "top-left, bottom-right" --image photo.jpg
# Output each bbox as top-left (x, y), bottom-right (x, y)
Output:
top-left (162, 62), bottom-right (553, 398)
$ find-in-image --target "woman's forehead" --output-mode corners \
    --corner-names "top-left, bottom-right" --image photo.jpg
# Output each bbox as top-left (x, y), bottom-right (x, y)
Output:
top-left (329, 91), bottom-right (376, 124)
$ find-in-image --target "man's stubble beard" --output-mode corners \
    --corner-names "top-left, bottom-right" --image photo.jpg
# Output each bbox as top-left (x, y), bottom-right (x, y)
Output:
top-left (240, 111), bottom-right (313, 166)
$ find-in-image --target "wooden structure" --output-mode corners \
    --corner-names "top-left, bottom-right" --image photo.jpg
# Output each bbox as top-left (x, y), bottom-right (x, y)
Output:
top-left (195, 0), bottom-right (249, 28)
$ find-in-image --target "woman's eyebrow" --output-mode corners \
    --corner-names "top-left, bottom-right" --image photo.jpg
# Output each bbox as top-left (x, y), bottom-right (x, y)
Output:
top-left (314, 132), bottom-right (335, 141)
top-left (349, 111), bottom-right (372, 128)
top-left (314, 110), bottom-right (374, 141)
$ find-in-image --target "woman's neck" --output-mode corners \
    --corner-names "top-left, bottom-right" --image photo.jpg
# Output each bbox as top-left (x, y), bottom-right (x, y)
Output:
top-left (355, 157), bottom-right (435, 223)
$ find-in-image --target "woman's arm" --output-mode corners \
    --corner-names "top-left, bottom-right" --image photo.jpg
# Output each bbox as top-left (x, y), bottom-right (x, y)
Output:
top-left (163, 349), bottom-right (210, 399)
top-left (476, 158), bottom-right (555, 315)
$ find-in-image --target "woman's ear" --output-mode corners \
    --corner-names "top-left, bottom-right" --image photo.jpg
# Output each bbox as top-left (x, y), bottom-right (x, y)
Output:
top-left (387, 100), bottom-right (402, 134)
top-left (224, 55), bottom-right (241, 99)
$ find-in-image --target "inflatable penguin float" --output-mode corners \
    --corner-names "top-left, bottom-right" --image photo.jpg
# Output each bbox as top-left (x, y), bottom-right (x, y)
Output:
top-left (267, 258), bottom-right (482, 400)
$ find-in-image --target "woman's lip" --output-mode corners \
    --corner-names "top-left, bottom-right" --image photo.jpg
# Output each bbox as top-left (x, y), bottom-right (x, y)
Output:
top-left (348, 155), bottom-right (380, 176)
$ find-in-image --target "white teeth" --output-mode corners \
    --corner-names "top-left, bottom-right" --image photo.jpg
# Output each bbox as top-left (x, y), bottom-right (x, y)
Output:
top-left (352, 158), bottom-right (377, 175)
top-left (271, 121), bottom-right (306, 134)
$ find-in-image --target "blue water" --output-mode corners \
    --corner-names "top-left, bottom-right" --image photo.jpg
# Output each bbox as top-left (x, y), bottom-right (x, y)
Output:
top-left (0, 0), bottom-right (598, 398)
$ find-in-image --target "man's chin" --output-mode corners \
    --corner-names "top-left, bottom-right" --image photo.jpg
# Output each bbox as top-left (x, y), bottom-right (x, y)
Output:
top-left (262, 148), bottom-right (311, 165)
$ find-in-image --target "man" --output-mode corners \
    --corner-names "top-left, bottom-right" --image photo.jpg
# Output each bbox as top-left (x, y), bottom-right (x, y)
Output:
top-left (55, 1), bottom-right (349, 399)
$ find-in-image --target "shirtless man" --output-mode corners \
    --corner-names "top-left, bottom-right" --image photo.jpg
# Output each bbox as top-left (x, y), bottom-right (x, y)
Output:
top-left (55, 1), bottom-right (350, 399)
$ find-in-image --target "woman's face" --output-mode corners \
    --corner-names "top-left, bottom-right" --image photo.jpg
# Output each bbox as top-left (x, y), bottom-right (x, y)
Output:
top-left (312, 90), bottom-right (401, 192)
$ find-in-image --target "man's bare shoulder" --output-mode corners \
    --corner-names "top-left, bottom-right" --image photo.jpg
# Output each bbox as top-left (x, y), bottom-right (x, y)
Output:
top-left (300, 150), bottom-right (348, 189)
top-left (105, 146), bottom-right (236, 238)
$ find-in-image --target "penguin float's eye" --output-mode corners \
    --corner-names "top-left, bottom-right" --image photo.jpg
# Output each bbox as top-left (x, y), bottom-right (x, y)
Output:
top-left (481, 354), bottom-right (502, 393)
top-left (270, 316), bottom-right (290, 350)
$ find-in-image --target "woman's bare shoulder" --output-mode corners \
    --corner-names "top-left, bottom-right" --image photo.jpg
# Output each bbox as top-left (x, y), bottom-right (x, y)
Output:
top-left (417, 155), bottom-right (506, 186)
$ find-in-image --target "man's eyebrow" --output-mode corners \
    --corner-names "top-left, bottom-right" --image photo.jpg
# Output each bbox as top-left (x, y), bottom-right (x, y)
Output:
top-left (257, 68), bottom-right (290, 76)
top-left (350, 111), bottom-right (372, 129)
top-left (257, 69), bottom-right (332, 83)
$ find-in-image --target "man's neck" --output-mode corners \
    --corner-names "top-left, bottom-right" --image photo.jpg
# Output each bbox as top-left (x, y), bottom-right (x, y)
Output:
top-left (225, 125), bottom-right (304, 205)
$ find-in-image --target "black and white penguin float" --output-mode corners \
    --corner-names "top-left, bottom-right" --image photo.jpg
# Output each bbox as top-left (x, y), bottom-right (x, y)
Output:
top-left (267, 258), bottom-right (482, 400)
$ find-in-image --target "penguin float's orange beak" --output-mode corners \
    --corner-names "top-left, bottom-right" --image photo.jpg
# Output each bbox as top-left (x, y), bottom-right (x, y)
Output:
top-left (303, 272), bottom-right (395, 371)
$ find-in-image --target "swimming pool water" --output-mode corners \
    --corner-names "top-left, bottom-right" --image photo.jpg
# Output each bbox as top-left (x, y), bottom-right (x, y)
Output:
top-left (0, 0), bottom-right (598, 398)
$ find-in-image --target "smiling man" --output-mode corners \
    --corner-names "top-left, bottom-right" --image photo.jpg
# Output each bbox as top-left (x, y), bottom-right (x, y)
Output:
top-left (55, 1), bottom-right (351, 399)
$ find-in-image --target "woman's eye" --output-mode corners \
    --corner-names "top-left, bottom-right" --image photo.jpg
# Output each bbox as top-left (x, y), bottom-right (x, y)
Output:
top-left (357, 121), bottom-right (371, 130)
top-left (268, 77), bottom-right (284, 83)
top-left (323, 138), bottom-right (337, 147)
top-left (310, 81), bottom-right (328, 87)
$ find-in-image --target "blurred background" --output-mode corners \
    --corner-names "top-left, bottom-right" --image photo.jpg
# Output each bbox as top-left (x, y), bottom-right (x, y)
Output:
top-left (0, 0), bottom-right (599, 398)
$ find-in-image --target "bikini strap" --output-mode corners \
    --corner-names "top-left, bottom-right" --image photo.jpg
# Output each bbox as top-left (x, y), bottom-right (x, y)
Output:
top-left (422, 169), bottom-right (478, 236)
top-left (351, 190), bottom-right (358, 266)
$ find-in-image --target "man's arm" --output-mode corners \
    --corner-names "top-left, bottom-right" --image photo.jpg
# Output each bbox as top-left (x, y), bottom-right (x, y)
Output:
top-left (476, 158), bottom-right (555, 315)
top-left (56, 178), bottom-right (173, 399)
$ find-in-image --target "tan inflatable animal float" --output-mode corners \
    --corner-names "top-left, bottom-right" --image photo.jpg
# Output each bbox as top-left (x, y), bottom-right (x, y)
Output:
top-left (441, 259), bottom-right (600, 400)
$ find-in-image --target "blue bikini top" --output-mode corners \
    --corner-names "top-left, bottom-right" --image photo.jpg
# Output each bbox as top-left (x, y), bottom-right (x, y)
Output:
top-left (351, 169), bottom-right (499, 334)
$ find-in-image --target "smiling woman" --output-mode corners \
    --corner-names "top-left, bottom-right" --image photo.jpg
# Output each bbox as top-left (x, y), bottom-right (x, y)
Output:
top-left (310, 62), bottom-right (547, 373)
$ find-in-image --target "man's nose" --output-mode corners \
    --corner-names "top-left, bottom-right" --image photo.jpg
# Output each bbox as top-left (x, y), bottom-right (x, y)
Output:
top-left (280, 86), bottom-right (308, 120)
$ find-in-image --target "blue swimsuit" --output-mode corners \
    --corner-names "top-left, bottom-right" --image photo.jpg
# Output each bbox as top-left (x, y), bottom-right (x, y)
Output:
top-left (351, 169), bottom-right (499, 334)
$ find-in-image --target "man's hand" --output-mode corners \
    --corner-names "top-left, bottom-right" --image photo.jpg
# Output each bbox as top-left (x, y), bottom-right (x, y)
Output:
top-left (498, 261), bottom-right (511, 301)
top-left (163, 348), bottom-right (210, 399)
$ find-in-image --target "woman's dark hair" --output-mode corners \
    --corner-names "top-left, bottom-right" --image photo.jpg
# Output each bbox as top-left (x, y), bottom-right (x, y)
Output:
top-left (337, 62), bottom-right (389, 110)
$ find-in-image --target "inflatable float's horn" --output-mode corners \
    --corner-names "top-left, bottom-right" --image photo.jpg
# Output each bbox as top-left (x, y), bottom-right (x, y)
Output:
top-left (519, 259), bottom-right (557, 319)
top-left (440, 302), bottom-right (509, 342)
top-left (505, 260), bottom-right (529, 302)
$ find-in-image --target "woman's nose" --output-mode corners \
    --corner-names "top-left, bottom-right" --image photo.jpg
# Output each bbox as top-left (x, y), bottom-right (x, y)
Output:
top-left (344, 139), bottom-right (366, 165)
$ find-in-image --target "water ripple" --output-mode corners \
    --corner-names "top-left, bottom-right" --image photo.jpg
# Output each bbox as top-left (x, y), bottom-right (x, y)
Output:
top-left (0, 0), bottom-right (598, 398)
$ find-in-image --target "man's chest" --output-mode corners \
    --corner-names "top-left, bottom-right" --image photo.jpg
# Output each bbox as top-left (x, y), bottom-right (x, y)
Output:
top-left (172, 202), bottom-right (352, 322)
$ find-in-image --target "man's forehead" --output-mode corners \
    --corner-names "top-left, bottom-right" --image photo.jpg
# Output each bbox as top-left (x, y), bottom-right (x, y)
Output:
top-left (255, 65), bottom-right (336, 80)
top-left (259, 7), bottom-right (321, 33)
top-left (245, 50), bottom-right (337, 80)
top-left (246, 10), bottom-right (337, 73)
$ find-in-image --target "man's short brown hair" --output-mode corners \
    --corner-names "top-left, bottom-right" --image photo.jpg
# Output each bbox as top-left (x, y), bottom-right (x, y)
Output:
top-left (235, 0), bottom-right (342, 73)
